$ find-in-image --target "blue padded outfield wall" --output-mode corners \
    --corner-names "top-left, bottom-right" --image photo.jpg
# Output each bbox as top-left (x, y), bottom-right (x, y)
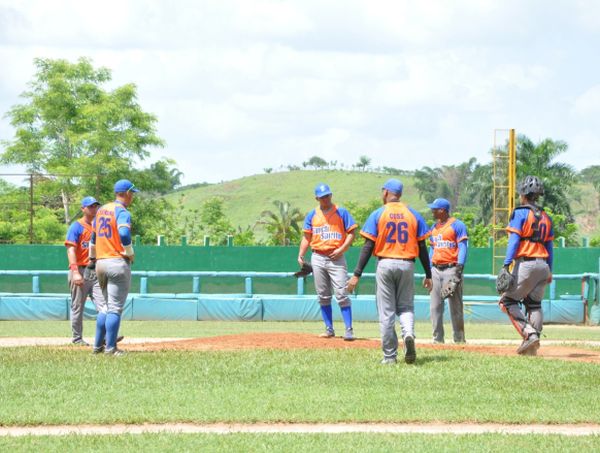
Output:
top-left (0, 294), bottom-right (586, 324)
top-left (0, 244), bottom-right (598, 324)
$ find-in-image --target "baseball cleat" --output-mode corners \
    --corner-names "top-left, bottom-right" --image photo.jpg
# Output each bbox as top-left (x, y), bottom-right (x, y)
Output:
top-left (380, 357), bottom-right (397, 365)
top-left (92, 346), bottom-right (105, 354)
top-left (403, 335), bottom-right (416, 364)
top-left (101, 336), bottom-right (124, 347)
top-left (343, 328), bottom-right (355, 341)
top-left (319, 327), bottom-right (335, 338)
top-left (517, 334), bottom-right (540, 355)
top-left (72, 338), bottom-right (90, 346)
top-left (105, 347), bottom-right (126, 357)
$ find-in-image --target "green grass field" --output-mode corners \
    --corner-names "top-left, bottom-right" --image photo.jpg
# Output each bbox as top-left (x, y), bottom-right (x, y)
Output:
top-left (2, 320), bottom-right (599, 341)
top-left (2, 433), bottom-right (600, 453)
top-left (2, 320), bottom-right (599, 451)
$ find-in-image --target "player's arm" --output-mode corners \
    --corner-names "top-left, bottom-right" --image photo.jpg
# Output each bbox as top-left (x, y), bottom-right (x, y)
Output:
top-left (504, 233), bottom-right (520, 267)
top-left (66, 245), bottom-right (84, 287)
top-left (545, 239), bottom-right (553, 282)
top-left (298, 232), bottom-right (311, 266)
top-left (117, 209), bottom-right (134, 260)
top-left (457, 240), bottom-right (468, 275)
top-left (418, 239), bottom-right (433, 291)
top-left (329, 228), bottom-right (355, 261)
top-left (347, 238), bottom-right (375, 292)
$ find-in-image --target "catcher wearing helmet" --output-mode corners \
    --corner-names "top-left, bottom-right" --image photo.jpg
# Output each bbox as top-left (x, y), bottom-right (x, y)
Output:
top-left (498, 175), bottom-right (554, 356)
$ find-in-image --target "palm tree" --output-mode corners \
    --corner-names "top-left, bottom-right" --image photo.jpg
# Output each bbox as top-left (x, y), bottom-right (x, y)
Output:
top-left (465, 135), bottom-right (577, 223)
top-left (257, 200), bottom-right (304, 245)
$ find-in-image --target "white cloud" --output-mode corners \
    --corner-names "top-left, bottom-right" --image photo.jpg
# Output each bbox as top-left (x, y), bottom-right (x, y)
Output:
top-left (0, 0), bottom-right (599, 183)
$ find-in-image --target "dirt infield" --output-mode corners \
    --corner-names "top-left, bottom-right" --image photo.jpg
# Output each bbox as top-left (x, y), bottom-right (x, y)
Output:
top-left (3, 422), bottom-right (600, 437)
top-left (130, 333), bottom-right (600, 364)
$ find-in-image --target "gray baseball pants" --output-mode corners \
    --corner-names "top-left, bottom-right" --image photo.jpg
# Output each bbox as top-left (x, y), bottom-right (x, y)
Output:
top-left (375, 258), bottom-right (415, 360)
top-left (68, 266), bottom-right (104, 341)
top-left (430, 266), bottom-right (465, 343)
top-left (501, 258), bottom-right (550, 337)
top-left (96, 258), bottom-right (131, 315)
top-left (311, 252), bottom-right (351, 307)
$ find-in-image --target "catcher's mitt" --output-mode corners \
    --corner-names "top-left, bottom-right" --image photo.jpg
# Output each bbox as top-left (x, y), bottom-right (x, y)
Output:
top-left (83, 260), bottom-right (96, 282)
top-left (441, 275), bottom-right (461, 299)
top-left (294, 262), bottom-right (313, 278)
top-left (496, 266), bottom-right (514, 294)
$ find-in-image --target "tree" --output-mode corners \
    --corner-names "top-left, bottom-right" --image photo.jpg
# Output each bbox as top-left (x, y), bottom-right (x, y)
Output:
top-left (580, 165), bottom-right (600, 193)
top-left (414, 159), bottom-right (477, 209)
top-left (257, 200), bottom-right (303, 246)
top-left (464, 135), bottom-right (577, 223)
top-left (303, 156), bottom-right (327, 170)
top-left (0, 57), bottom-right (165, 224)
top-left (131, 158), bottom-right (182, 195)
top-left (356, 155), bottom-right (371, 171)
top-left (516, 136), bottom-right (576, 220)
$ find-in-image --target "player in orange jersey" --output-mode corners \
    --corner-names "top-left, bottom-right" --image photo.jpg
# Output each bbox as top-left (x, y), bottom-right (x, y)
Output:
top-left (65, 196), bottom-right (104, 345)
top-left (347, 179), bottom-right (432, 364)
top-left (499, 175), bottom-right (554, 356)
top-left (298, 183), bottom-right (358, 340)
top-left (89, 179), bottom-right (138, 356)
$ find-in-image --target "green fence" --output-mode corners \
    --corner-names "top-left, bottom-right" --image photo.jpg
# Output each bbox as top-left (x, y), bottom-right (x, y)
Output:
top-left (0, 244), bottom-right (599, 298)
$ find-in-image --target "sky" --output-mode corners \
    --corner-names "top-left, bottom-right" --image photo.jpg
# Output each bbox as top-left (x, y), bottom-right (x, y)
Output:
top-left (0, 0), bottom-right (599, 185)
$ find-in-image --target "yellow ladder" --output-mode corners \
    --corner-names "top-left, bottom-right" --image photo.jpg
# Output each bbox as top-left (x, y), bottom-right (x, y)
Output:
top-left (492, 129), bottom-right (516, 274)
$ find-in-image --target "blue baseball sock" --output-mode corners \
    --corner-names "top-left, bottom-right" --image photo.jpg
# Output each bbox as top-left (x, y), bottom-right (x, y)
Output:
top-left (320, 304), bottom-right (333, 329)
top-left (94, 312), bottom-right (107, 349)
top-left (105, 313), bottom-right (122, 350)
top-left (341, 306), bottom-right (353, 329)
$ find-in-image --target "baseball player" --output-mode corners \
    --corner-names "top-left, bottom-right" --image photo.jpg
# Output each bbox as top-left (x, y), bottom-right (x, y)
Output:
top-left (347, 179), bottom-right (432, 364)
top-left (65, 196), bottom-right (104, 345)
top-left (427, 198), bottom-right (468, 344)
top-left (298, 183), bottom-right (358, 340)
top-left (89, 179), bottom-right (138, 356)
top-left (498, 175), bottom-right (554, 356)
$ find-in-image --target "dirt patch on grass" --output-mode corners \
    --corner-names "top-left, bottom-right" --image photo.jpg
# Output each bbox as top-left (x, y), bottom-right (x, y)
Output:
top-left (131, 333), bottom-right (600, 364)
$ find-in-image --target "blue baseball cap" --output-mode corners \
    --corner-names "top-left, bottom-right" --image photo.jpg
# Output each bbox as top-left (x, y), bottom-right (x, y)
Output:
top-left (114, 179), bottom-right (139, 193)
top-left (81, 196), bottom-right (100, 208)
top-left (382, 179), bottom-right (403, 195)
top-left (314, 183), bottom-right (332, 198)
top-left (428, 198), bottom-right (451, 211)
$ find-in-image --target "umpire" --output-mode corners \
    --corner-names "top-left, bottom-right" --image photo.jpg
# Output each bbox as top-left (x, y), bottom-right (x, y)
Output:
top-left (427, 198), bottom-right (468, 344)
top-left (498, 175), bottom-right (554, 356)
top-left (298, 183), bottom-right (358, 340)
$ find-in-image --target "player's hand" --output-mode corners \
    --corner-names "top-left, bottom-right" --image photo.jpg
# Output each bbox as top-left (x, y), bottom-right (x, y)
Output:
top-left (547, 273), bottom-right (553, 284)
top-left (328, 248), bottom-right (343, 261)
top-left (121, 253), bottom-right (135, 264)
top-left (422, 278), bottom-right (433, 292)
top-left (72, 271), bottom-right (84, 287)
top-left (297, 256), bottom-right (305, 266)
top-left (347, 275), bottom-right (360, 293)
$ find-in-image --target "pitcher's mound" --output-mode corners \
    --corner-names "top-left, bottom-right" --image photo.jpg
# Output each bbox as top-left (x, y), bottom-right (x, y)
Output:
top-left (131, 333), bottom-right (600, 363)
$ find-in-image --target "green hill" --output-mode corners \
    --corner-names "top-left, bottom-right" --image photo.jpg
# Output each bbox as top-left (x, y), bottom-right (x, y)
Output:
top-left (165, 171), bottom-right (424, 239)
top-left (165, 170), bottom-right (600, 242)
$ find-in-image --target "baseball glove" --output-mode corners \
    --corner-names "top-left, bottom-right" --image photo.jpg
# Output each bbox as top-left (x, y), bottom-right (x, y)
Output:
top-left (83, 260), bottom-right (96, 282)
top-left (441, 275), bottom-right (461, 299)
top-left (496, 266), bottom-right (514, 294)
top-left (294, 262), bottom-right (313, 278)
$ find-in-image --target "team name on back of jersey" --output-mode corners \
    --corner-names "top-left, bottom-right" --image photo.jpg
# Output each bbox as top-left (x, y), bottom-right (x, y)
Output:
top-left (432, 234), bottom-right (456, 249)
top-left (312, 225), bottom-right (342, 240)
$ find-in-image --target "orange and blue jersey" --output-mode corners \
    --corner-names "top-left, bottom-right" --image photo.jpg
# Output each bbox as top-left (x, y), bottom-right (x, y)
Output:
top-left (429, 218), bottom-right (468, 265)
top-left (360, 202), bottom-right (430, 259)
top-left (92, 201), bottom-right (132, 260)
top-left (303, 205), bottom-right (357, 254)
top-left (65, 219), bottom-right (94, 266)
top-left (505, 206), bottom-right (554, 267)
